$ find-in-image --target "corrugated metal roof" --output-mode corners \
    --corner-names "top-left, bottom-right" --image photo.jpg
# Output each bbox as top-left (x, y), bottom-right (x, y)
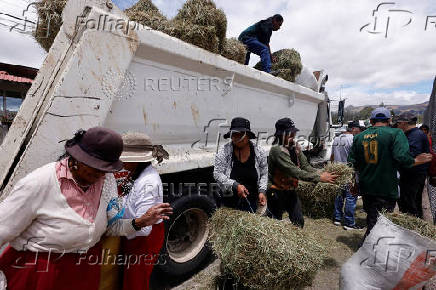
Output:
top-left (0, 71), bottom-right (33, 84)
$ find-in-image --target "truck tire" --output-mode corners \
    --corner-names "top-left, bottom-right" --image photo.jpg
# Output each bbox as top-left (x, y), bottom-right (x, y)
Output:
top-left (159, 195), bottom-right (216, 277)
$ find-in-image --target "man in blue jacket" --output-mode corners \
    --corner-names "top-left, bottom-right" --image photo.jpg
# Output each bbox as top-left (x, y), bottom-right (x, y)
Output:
top-left (396, 112), bottom-right (430, 218)
top-left (238, 14), bottom-right (283, 73)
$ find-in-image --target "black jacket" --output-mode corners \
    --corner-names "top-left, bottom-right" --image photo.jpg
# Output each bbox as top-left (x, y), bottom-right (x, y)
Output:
top-left (400, 127), bottom-right (430, 175)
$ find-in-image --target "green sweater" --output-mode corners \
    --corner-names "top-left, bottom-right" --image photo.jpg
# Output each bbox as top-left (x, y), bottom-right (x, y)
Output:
top-left (268, 145), bottom-right (320, 189)
top-left (348, 126), bottom-right (414, 199)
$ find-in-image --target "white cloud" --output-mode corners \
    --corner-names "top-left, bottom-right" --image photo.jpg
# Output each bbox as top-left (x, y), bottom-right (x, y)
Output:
top-left (0, 0), bottom-right (435, 106)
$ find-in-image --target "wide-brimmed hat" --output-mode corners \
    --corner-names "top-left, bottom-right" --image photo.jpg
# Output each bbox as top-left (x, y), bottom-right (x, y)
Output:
top-left (274, 118), bottom-right (299, 136)
top-left (120, 132), bottom-right (169, 163)
top-left (223, 117), bottom-right (256, 139)
top-left (65, 127), bottom-right (123, 172)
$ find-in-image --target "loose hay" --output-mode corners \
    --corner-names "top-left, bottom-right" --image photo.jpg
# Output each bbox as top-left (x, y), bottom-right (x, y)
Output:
top-left (385, 212), bottom-right (436, 240)
top-left (323, 162), bottom-right (354, 188)
top-left (255, 48), bottom-right (303, 82)
top-left (298, 181), bottom-right (338, 219)
top-left (124, 0), bottom-right (169, 31)
top-left (165, 20), bottom-right (219, 53)
top-left (174, 0), bottom-right (227, 52)
top-left (297, 163), bottom-right (354, 218)
top-left (209, 208), bottom-right (326, 289)
top-left (34, 0), bottom-right (67, 52)
top-left (221, 38), bottom-right (247, 64)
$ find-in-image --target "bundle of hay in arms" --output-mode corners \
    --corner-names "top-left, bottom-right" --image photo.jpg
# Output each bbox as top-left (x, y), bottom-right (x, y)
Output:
top-left (384, 212), bottom-right (436, 240)
top-left (221, 37), bottom-right (247, 64)
top-left (254, 48), bottom-right (303, 82)
top-left (209, 208), bottom-right (327, 289)
top-left (297, 163), bottom-right (354, 218)
top-left (124, 0), bottom-right (169, 31)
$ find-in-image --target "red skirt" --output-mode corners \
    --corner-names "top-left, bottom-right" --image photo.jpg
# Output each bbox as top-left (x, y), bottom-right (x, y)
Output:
top-left (0, 243), bottom-right (102, 290)
top-left (121, 222), bottom-right (165, 290)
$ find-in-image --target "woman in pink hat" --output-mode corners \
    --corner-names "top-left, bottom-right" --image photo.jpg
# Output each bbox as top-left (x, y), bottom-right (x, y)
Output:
top-left (0, 127), bottom-right (172, 290)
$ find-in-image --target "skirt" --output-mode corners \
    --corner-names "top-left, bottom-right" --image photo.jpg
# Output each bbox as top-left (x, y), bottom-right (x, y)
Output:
top-left (0, 243), bottom-right (102, 290)
top-left (121, 222), bottom-right (165, 290)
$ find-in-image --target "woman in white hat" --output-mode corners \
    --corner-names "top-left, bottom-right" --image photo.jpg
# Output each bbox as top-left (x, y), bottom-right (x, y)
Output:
top-left (114, 132), bottom-right (169, 290)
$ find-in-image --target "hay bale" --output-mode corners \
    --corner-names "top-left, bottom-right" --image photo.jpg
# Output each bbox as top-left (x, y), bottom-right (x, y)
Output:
top-left (209, 208), bottom-right (326, 289)
top-left (297, 163), bottom-right (354, 218)
top-left (174, 0), bottom-right (227, 52)
top-left (385, 212), bottom-right (436, 240)
top-left (255, 48), bottom-right (302, 82)
top-left (124, 0), bottom-right (169, 31)
top-left (34, 0), bottom-right (67, 52)
top-left (165, 20), bottom-right (219, 53)
top-left (298, 181), bottom-right (338, 219)
top-left (221, 38), bottom-right (246, 64)
top-left (323, 162), bottom-right (354, 188)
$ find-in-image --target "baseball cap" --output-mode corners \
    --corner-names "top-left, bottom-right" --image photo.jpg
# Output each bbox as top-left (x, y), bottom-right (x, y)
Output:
top-left (370, 107), bottom-right (391, 120)
top-left (397, 112), bottom-right (418, 123)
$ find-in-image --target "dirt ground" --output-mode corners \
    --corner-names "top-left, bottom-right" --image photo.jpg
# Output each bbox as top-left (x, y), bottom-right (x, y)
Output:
top-left (167, 193), bottom-right (436, 290)
top-left (170, 200), bottom-right (367, 290)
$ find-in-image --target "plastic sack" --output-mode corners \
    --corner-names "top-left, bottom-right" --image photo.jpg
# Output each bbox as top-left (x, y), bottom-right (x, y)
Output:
top-left (295, 66), bottom-right (318, 92)
top-left (0, 270), bottom-right (6, 290)
top-left (340, 215), bottom-right (436, 289)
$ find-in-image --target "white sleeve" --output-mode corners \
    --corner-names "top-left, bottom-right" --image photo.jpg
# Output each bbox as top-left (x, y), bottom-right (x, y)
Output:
top-left (0, 170), bottom-right (46, 247)
top-left (131, 182), bottom-right (161, 237)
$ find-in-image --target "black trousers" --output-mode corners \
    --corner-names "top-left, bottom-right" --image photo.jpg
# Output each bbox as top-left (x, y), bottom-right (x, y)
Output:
top-left (267, 189), bottom-right (304, 228)
top-left (399, 173), bottom-right (427, 218)
top-left (362, 194), bottom-right (396, 242)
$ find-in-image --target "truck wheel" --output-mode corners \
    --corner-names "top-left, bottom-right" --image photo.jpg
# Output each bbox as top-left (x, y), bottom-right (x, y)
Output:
top-left (159, 195), bottom-right (216, 277)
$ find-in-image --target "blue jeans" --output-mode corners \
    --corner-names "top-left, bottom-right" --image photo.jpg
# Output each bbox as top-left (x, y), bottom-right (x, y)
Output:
top-left (241, 37), bottom-right (271, 72)
top-left (334, 188), bottom-right (357, 226)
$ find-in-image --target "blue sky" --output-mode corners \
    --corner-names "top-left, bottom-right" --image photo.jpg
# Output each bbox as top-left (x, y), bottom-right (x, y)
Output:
top-left (0, 0), bottom-right (435, 107)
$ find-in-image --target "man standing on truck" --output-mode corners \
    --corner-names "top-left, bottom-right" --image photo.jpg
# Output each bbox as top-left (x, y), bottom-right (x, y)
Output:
top-left (238, 14), bottom-right (284, 73)
top-left (348, 108), bottom-right (432, 243)
top-left (267, 118), bottom-right (337, 228)
top-left (396, 112), bottom-right (430, 218)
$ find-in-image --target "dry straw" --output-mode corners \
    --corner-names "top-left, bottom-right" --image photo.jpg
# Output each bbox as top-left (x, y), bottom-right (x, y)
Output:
top-left (34, 0), bottom-right (67, 52)
top-left (385, 212), bottom-right (436, 240)
top-left (209, 208), bottom-right (327, 289)
top-left (255, 48), bottom-right (303, 82)
top-left (297, 163), bottom-right (354, 218)
top-left (164, 20), bottom-right (219, 53)
top-left (124, 0), bottom-right (169, 31)
top-left (173, 0), bottom-right (227, 52)
top-left (221, 37), bottom-right (247, 64)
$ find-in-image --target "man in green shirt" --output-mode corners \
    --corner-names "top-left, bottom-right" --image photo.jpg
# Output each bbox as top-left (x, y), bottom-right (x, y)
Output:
top-left (348, 107), bottom-right (432, 242)
top-left (268, 118), bottom-right (337, 227)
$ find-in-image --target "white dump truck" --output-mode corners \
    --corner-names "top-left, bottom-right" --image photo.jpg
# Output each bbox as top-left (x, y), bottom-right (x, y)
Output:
top-left (0, 0), bottom-right (334, 278)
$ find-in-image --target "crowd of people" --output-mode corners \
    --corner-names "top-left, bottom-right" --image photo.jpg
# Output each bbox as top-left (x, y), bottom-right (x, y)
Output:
top-left (0, 107), bottom-right (433, 289)
top-left (214, 108), bottom-right (434, 246)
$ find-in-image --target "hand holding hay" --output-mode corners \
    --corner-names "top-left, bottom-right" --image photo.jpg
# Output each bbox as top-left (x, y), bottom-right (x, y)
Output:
top-left (297, 163), bottom-right (354, 218)
top-left (255, 49), bottom-right (303, 82)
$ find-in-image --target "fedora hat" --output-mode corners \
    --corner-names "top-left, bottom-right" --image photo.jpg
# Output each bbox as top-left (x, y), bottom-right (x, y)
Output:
top-left (223, 117), bottom-right (256, 139)
top-left (120, 132), bottom-right (169, 163)
top-left (65, 127), bottom-right (123, 172)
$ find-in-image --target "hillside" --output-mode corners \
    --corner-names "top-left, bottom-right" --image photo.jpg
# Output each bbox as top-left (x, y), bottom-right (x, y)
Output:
top-left (346, 101), bottom-right (428, 115)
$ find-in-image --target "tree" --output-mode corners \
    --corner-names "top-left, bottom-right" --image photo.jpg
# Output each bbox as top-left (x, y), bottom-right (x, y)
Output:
top-left (358, 106), bottom-right (373, 120)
